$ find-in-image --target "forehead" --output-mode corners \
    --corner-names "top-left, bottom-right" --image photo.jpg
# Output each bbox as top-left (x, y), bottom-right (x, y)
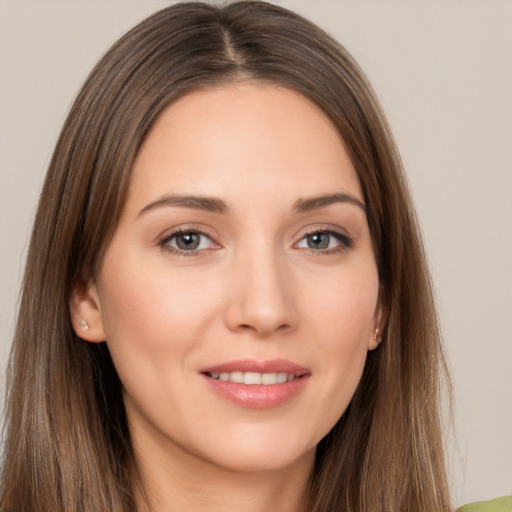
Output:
top-left (126, 82), bottom-right (362, 213)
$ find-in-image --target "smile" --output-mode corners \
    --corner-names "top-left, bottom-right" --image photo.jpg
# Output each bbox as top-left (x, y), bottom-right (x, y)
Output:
top-left (200, 359), bottom-right (310, 408)
top-left (206, 371), bottom-right (297, 385)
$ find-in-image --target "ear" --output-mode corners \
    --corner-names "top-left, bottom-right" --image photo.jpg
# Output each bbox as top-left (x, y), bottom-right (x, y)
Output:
top-left (368, 301), bottom-right (387, 351)
top-left (69, 277), bottom-right (107, 343)
top-left (368, 325), bottom-right (382, 351)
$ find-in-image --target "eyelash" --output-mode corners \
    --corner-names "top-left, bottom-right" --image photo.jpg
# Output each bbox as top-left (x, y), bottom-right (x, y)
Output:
top-left (159, 228), bottom-right (216, 257)
top-left (159, 228), bottom-right (353, 257)
top-left (296, 228), bottom-right (353, 255)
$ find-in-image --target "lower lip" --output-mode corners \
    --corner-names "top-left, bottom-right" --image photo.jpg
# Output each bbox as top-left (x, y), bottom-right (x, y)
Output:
top-left (202, 374), bottom-right (310, 409)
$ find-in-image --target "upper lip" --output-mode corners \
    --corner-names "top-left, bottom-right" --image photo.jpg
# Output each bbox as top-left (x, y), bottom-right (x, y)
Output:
top-left (200, 358), bottom-right (310, 376)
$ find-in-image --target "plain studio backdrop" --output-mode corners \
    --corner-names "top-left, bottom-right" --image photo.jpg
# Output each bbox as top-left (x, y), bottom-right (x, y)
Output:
top-left (0, 0), bottom-right (510, 506)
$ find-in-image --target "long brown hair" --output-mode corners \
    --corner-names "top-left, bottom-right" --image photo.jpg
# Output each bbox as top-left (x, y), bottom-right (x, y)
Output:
top-left (1, 2), bottom-right (452, 511)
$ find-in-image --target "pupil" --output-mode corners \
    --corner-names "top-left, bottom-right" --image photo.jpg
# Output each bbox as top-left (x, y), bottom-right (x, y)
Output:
top-left (308, 232), bottom-right (329, 249)
top-left (177, 233), bottom-right (200, 250)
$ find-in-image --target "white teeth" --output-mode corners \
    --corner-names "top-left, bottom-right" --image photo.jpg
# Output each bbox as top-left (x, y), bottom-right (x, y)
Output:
top-left (261, 373), bottom-right (278, 385)
top-left (277, 372), bottom-right (288, 383)
top-left (208, 371), bottom-right (297, 385)
top-left (230, 371), bottom-right (244, 383)
top-left (244, 371), bottom-right (261, 385)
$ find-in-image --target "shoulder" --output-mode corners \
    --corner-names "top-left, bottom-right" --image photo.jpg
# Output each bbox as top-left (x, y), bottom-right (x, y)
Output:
top-left (458, 496), bottom-right (512, 512)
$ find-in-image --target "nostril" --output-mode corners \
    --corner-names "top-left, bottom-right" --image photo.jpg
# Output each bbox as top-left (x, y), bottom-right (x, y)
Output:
top-left (237, 322), bottom-right (292, 337)
top-left (224, 277), bottom-right (298, 336)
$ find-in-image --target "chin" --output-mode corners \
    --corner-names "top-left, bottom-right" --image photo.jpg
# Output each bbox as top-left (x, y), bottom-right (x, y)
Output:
top-left (206, 444), bottom-right (316, 474)
top-left (189, 428), bottom-right (318, 474)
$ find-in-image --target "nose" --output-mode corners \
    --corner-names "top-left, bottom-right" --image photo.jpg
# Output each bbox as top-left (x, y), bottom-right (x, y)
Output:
top-left (224, 246), bottom-right (298, 338)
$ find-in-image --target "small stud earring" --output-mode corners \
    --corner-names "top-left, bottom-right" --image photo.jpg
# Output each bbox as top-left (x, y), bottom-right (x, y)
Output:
top-left (80, 319), bottom-right (89, 332)
top-left (373, 328), bottom-right (381, 343)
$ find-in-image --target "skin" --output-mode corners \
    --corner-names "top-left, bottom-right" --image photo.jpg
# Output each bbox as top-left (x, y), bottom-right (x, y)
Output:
top-left (72, 83), bottom-right (381, 511)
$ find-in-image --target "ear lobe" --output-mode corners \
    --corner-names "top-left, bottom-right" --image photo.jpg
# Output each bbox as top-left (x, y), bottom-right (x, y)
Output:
top-left (368, 302), bottom-right (386, 351)
top-left (69, 278), bottom-right (107, 343)
top-left (368, 326), bottom-right (382, 350)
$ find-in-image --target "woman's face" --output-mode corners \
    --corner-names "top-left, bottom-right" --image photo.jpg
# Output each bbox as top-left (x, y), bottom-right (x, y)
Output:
top-left (78, 83), bottom-right (380, 474)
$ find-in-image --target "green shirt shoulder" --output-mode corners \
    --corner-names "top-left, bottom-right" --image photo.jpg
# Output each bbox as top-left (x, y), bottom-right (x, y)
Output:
top-left (459, 496), bottom-right (512, 512)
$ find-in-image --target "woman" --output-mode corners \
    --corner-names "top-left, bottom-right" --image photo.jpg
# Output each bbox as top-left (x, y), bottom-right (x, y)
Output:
top-left (1, 2), bottom-right (508, 511)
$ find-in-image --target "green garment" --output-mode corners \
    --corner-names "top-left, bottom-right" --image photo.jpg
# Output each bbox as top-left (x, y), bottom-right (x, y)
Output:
top-left (459, 496), bottom-right (512, 512)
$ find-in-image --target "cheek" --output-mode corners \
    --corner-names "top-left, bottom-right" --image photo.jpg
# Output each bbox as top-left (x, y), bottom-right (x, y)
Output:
top-left (94, 254), bottom-right (227, 405)
top-left (98, 255), bottom-right (220, 349)
top-left (301, 262), bottom-right (378, 431)
top-left (306, 260), bottom-right (379, 344)
top-left (95, 253), bottom-right (225, 413)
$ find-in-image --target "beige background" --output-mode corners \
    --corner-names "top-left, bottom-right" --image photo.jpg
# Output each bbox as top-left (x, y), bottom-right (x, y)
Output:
top-left (1, 0), bottom-right (510, 506)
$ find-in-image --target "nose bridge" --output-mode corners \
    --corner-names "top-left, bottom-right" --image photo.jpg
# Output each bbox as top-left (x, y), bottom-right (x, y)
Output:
top-left (225, 234), bottom-right (297, 337)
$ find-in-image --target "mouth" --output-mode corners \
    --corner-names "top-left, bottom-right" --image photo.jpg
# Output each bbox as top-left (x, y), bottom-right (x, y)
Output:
top-left (205, 371), bottom-right (303, 385)
top-left (200, 359), bottom-right (311, 408)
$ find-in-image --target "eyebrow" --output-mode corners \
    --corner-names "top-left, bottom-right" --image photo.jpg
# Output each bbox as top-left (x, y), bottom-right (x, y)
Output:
top-left (138, 191), bottom-right (365, 218)
top-left (292, 193), bottom-right (366, 213)
top-left (138, 195), bottom-right (229, 217)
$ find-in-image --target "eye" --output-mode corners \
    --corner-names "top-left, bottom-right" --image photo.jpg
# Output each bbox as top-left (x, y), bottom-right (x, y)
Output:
top-left (295, 230), bottom-right (352, 253)
top-left (160, 230), bottom-right (216, 254)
